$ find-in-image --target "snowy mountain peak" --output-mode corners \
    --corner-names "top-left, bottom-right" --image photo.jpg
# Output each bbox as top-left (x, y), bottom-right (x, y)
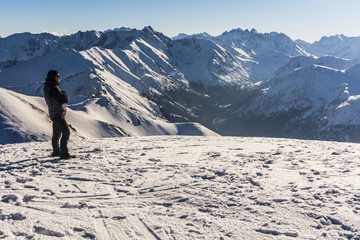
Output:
top-left (221, 28), bottom-right (288, 41)
top-left (298, 34), bottom-right (360, 60)
top-left (172, 33), bottom-right (189, 40)
top-left (142, 25), bottom-right (155, 33)
top-left (336, 34), bottom-right (345, 40)
top-left (319, 34), bottom-right (347, 42)
top-left (250, 28), bottom-right (258, 34)
top-left (171, 32), bottom-right (213, 41)
top-left (105, 27), bottom-right (132, 33)
top-left (217, 28), bottom-right (305, 57)
top-left (140, 26), bottom-right (171, 45)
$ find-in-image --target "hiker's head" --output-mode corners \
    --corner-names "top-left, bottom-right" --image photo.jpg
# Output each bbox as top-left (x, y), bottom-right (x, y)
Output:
top-left (46, 70), bottom-right (61, 84)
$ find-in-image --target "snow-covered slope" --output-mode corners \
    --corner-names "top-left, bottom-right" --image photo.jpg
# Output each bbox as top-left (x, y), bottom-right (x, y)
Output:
top-left (216, 28), bottom-right (307, 58)
top-left (297, 35), bottom-right (360, 60)
top-left (0, 87), bottom-right (51, 143)
top-left (209, 28), bottom-right (309, 82)
top-left (1, 136), bottom-right (359, 239)
top-left (246, 65), bottom-right (351, 115)
top-left (217, 56), bottom-right (360, 141)
top-left (0, 31), bottom-right (102, 64)
top-left (0, 86), bottom-right (217, 144)
top-left (169, 37), bottom-right (249, 87)
top-left (274, 55), bottom-right (360, 78)
top-left (172, 28), bottom-right (309, 82)
top-left (0, 32), bottom-right (60, 62)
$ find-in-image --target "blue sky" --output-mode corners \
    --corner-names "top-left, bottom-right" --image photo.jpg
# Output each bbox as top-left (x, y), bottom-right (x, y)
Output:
top-left (1, 0), bottom-right (359, 42)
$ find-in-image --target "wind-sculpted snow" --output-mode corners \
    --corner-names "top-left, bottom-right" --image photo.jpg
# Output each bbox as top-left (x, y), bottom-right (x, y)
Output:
top-left (0, 136), bottom-right (359, 239)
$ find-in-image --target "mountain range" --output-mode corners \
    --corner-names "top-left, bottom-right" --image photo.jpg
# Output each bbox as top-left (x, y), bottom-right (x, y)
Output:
top-left (1, 26), bottom-right (360, 143)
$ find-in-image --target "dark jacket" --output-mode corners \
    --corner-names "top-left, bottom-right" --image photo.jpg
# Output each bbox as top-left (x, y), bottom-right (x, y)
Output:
top-left (44, 79), bottom-right (68, 118)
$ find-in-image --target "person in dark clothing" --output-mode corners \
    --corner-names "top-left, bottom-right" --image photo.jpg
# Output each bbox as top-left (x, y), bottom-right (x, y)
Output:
top-left (43, 70), bottom-right (72, 159)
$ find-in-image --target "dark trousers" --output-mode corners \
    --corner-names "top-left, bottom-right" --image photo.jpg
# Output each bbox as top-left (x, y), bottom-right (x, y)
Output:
top-left (51, 115), bottom-right (70, 154)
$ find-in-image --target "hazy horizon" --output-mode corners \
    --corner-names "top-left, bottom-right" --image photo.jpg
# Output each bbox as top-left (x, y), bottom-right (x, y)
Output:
top-left (1, 0), bottom-right (360, 43)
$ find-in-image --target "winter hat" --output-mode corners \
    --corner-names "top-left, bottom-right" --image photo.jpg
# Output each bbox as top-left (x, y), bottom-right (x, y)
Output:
top-left (46, 70), bottom-right (59, 81)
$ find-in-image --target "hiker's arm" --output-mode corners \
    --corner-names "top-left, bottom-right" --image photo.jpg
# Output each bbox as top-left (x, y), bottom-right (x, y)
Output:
top-left (49, 87), bottom-right (68, 104)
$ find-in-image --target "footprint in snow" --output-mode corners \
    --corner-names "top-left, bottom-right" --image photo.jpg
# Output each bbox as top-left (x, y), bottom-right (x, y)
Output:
top-left (255, 228), bottom-right (298, 238)
top-left (0, 212), bottom-right (26, 221)
top-left (207, 152), bottom-right (221, 158)
top-left (23, 195), bottom-right (36, 203)
top-left (1, 194), bottom-right (18, 203)
top-left (73, 227), bottom-right (96, 239)
top-left (61, 202), bottom-right (93, 209)
top-left (16, 177), bottom-right (33, 183)
top-left (4, 180), bottom-right (11, 189)
top-left (248, 178), bottom-right (261, 187)
top-left (24, 184), bottom-right (39, 191)
top-left (112, 215), bottom-right (127, 220)
top-left (148, 158), bottom-right (161, 162)
top-left (33, 226), bottom-right (65, 238)
top-left (311, 169), bottom-right (321, 175)
top-left (43, 189), bottom-right (56, 196)
top-left (82, 232), bottom-right (96, 239)
top-left (73, 227), bottom-right (85, 232)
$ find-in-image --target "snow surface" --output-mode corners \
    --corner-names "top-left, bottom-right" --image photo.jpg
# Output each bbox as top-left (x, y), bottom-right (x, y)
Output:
top-left (0, 87), bottom-right (217, 144)
top-left (0, 136), bottom-right (359, 239)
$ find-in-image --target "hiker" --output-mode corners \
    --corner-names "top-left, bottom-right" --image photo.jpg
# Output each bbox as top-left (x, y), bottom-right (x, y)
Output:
top-left (43, 70), bottom-right (72, 159)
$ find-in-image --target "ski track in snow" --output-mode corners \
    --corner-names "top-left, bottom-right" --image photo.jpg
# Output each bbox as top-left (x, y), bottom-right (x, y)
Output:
top-left (0, 136), bottom-right (360, 239)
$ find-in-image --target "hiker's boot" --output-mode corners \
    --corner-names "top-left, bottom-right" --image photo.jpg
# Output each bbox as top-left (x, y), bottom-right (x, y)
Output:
top-left (60, 145), bottom-right (70, 159)
top-left (52, 150), bottom-right (61, 157)
top-left (60, 152), bottom-right (71, 159)
top-left (51, 146), bottom-right (61, 157)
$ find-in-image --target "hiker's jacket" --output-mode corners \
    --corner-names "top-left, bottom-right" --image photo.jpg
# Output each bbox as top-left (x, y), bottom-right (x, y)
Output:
top-left (44, 80), bottom-right (68, 118)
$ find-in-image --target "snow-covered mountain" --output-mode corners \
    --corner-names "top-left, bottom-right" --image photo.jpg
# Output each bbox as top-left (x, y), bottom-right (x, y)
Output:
top-left (172, 28), bottom-right (309, 82)
top-left (0, 26), bottom-right (254, 143)
top-left (0, 27), bottom-right (222, 143)
top-left (297, 35), bottom-right (360, 60)
top-left (1, 26), bottom-right (360, 143)
top-left (213, 28), bottom-right (309, 81)
top-left (217, 56), bottom-right (360, 141)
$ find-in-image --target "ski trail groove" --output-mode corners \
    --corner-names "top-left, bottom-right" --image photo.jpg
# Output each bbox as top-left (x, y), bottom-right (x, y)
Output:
top-left (139, 218), bottom-right (163, 240)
